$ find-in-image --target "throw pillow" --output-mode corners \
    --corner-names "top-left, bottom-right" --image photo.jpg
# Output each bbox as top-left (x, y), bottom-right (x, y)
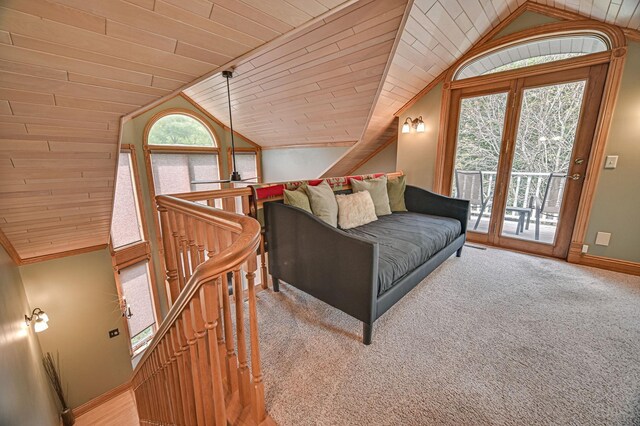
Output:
top-left (283, 187), bottom-right (312, 213)
top-left (304, 181), bottom-right (338, 227)
top-left (387, 175), bottom-right (408, 212)
top-left (335, 191), bottom-right (377, 230)
top-left (351, 176), bottom-right (392, 216)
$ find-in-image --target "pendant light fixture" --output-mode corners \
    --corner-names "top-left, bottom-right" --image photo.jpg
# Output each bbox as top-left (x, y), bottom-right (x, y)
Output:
top-left (223, 70), bottom-right (241, 182)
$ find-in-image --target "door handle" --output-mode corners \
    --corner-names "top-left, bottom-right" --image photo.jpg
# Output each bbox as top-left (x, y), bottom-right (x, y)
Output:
top-left (566, 173), bottom-right (581, 180)
top-left (574, 158), bottom-right (584, 165)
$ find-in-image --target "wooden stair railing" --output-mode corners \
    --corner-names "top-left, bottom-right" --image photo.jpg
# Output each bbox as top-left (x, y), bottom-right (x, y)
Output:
top-left (132, 194), bottom-right (272, 425)
top-left (171, 186), bottom-right (270, 293)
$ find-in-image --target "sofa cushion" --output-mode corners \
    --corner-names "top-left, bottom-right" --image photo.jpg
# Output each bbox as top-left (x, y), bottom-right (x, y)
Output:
top-left (336, 191), bottom-right (377, 230)
top-left (351, 176), bottom-right (392, 216)
top-left (387, 175), bottom-right (407, 212)
top-left (343, 212), bottom-right (461, 295)
top-left (304, 181), bottom-right (338, 227)
top-left (284, 187), bottom-right (312, 213)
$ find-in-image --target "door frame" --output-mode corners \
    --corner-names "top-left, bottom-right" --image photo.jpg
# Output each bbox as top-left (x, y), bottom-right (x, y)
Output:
top-left (434, 21), bottom-right (627, 260)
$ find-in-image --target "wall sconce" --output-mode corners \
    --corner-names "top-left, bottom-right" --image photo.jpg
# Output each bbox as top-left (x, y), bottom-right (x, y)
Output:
top-left (401, 116), bottom-right (425, 134)
top-left (25, 308), bottom-right (49, 333)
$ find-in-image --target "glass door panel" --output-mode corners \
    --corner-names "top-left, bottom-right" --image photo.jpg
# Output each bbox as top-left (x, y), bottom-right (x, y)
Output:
top-left (501, 80), bottom-right (586, 243)
top-left (452, 92), bottom-right (508, 233)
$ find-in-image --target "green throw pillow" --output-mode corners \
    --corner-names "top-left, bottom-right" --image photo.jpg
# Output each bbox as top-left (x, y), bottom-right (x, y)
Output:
top-left (387, 175), bottom-right (407, 212)
top-left (304, 181), bottom-right (338, 227)
top-left (351, 176), bottom-right (391, 216)
top-left (283, 187), bottom-right (312, 213)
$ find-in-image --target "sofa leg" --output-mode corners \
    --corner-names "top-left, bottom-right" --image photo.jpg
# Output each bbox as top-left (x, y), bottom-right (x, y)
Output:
top-left (456, 246), bottom-right (463, 257)
top-left (272, 277), bottom-right (280, 292)
top-left (363, 323), bottom-right (372, 345)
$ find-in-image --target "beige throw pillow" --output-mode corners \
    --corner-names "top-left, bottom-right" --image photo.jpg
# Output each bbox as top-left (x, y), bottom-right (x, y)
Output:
top-left (351, 176), bottom-right (392, 216)
top-left (283, 187), bottom-right (312, 213)
top-left (304, 181), bottom-right (338, 227)
top-left (387, 175), bottom-right (408, 212)
top-left (336, 191), bottom-right (377, 230)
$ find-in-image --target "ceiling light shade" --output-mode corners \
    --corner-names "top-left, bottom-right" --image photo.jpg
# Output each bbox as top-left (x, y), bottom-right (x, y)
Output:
top-left (34, 318), bottom-right (48, 333)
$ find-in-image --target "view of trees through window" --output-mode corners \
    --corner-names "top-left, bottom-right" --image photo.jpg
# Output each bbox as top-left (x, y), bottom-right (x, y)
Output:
top-left (148, 114), bottom-right (215, 147)
top-left (455, 81), bottom-right (585, 175)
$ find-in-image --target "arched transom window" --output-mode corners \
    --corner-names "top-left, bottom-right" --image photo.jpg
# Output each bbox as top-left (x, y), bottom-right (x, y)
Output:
top-left (145, 111), bottom-right (222, 196)
top-left (455, 33), bottom-right (610, 80)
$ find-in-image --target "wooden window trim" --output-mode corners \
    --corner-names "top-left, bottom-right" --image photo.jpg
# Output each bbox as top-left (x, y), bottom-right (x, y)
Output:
top-left (110, 146), bottom-right (161, 356)
top-left (227, 147), bottom-right (263, 183)
top-left (434, 19), bottom-right (627, 260)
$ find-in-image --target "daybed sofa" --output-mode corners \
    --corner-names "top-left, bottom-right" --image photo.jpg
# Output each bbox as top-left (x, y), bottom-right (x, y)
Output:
top-left (262, 177), bottom-right (470, 344)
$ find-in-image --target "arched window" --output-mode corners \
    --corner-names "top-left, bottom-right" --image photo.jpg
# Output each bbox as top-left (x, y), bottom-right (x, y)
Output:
top-left (455, 33), bottom-right (610, 80)
top-left (145, 110), bottom-right (222, 196)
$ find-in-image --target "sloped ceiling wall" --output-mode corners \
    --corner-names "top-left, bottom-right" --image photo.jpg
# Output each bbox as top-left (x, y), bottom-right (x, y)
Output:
top-left (0, 0), bottom-right (638, 261)
top-left (184, 0), bottom-right (410, 147)
top-left (0, 0), bottom-right (350, 261)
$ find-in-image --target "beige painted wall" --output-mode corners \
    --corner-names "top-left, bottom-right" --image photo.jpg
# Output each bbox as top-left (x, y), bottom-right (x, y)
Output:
top-left (262, 146), bottom-right (350, 182)
top-left (19, 248), bottom-right (132, 409)
top-left (122, 95), bottom-right (258, 316)
top-left (352, 141), bottom-right (398, 175)
top-left (0, 245), bottom-right (59, 425)
top-left (396, 12), bottom-right (640, 263)
top-left (584, 41), bottom-right (640, 262)
top-left (396, 82), bottom-right (443, 190)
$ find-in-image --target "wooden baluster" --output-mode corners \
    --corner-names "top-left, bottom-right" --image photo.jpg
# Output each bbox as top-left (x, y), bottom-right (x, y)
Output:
top-left (190, 293), bottom-right (216, 426)
top-left (177, 214), bottom-right (191, 281)
top-left (169, 210), bottom-right (186, 292)
top-left (162, 338), bottom-right (180, 424)
top-left (205, 227), bottom-right (227, 390)
top-left (222, 196), bottom-right (235, 214)
top-left (195, 220), bottom-right (206, 266)
top-left (200, 280), bottom-right (228, 426)
top-left (159, 206), bottom-right (180, 307)
top-left (246, 257), bottom-right (267, 423)
top-left (260, 233), bottom-right (268, 290)
top-left (153, 351), bottom-right (168, 424)
top-left (176, 320), bottom-right (197, 426)
top-left (187, 216), bottom-right (200, 273)
top-left (182, 305), bottom-right (206, 426)
top-left (233, 268), bottom-right (252, 406)
top-left (166, 331), bottom-right (184, 425)
top-left (171, 326), bottom-right (193, 426)
top-left (161, 340), bottom-right (176, 424)
top-left (221, 264), bottom-right (238, 396)
top-left (241, 194), bottom-right (251, 216)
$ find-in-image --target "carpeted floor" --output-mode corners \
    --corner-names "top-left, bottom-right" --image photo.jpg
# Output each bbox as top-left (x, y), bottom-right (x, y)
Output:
top-left (254, 247), bottom-right (640, 425)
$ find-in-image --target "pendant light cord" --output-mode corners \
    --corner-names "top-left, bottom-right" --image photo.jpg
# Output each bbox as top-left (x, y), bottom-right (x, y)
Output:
top-left (226, 74), bottom-right (238, 177)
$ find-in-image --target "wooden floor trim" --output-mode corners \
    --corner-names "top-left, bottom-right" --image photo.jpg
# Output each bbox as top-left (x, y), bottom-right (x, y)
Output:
top-left (73, 380), bottom-right (132, 418)
top-left (567, 250), bottom-right (640, 276)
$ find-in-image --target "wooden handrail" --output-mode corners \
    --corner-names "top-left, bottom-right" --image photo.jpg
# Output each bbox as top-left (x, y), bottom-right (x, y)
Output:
top-left (132, 194), bottom-right (271, 425)
top-left (132, 195), bottom-right (260, 375)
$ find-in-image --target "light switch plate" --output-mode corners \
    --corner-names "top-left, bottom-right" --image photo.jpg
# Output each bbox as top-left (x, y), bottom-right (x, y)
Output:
top-left (595, 232), bottom-right (611, 246)
top-left (604, 155), bottom-right (618, 169)
top-left (581, 244), bottom-right (589, 254)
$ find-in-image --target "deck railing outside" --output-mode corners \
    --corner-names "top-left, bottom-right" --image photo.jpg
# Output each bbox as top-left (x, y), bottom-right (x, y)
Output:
top-left (132, 192), bottom-right (270, 425)
top-left (457, 171), bottom-right (559, 225)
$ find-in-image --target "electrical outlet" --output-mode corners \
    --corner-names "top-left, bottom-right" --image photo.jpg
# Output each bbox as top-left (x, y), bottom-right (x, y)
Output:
top-left (604, 155), bottom-right (618, 169)
top-left (108, 328), bottom-right (120, 338)
top-left (595, 232), bottom-right (611, 246)
top-left (581, 244), bottom-right (589, 254)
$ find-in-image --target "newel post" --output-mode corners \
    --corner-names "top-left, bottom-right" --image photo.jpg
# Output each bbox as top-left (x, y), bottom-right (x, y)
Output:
top-left (159, 205), bottom-right (180, 306)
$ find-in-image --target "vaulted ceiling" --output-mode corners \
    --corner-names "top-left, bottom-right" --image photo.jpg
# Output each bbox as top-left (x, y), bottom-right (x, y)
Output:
top-left (0, 0), bottom-right (639, 261)
top-left (0, 0), bottom-right (352, 261)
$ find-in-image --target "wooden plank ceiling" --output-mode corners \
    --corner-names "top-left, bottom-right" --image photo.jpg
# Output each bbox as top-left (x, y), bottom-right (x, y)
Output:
top-left (0, 0), bottom-right (348, 261)
top-left (184, 0), bottom-right (409, 147)
top-left (321, 0), bottom-right (640, 176)
top-left (1, 0), bottom-right (639, 261)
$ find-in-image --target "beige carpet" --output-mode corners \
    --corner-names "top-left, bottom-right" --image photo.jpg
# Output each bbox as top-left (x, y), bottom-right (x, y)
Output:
top-left (254, 247), bottom-right (640, 425)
